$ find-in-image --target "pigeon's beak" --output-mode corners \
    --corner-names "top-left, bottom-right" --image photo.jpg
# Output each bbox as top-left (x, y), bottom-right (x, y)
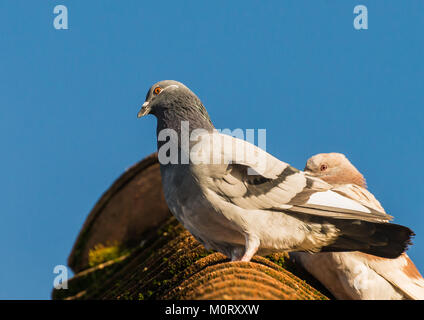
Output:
top-left (137, 101), bottom-right (151, 118)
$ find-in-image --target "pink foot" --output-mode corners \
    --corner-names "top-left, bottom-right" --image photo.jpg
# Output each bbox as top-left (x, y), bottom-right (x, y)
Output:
top-left (240, 236), bottom-right (260, 262)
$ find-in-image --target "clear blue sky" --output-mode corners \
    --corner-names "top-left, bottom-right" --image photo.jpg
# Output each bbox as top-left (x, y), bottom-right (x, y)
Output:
top-left (0, 1), bottom-right (423, 299)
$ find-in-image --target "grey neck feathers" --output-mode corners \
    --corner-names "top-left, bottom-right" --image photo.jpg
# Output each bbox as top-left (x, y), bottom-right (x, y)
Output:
top-left (154, 93), bottom-right (215, 151)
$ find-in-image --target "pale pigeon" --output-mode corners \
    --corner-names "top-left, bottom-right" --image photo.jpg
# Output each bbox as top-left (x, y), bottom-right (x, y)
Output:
top-left (290, 153), bottom-right (424, 300)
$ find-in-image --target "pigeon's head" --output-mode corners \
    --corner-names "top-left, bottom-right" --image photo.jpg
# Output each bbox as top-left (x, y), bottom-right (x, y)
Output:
top-left (137, 80), bottom-right (213, 129)
top-left (304, 153), bottom-right (366, 188)
top-left (137, 80), bottom-right (187, 117)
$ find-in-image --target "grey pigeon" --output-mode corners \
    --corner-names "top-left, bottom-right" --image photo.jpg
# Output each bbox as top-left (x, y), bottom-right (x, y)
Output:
top-left (137, 80), bottom-right (413, 262)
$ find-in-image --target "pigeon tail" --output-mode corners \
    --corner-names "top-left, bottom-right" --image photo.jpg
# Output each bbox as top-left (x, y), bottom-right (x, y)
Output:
top-left (320, 220), bottom-right (414, 259)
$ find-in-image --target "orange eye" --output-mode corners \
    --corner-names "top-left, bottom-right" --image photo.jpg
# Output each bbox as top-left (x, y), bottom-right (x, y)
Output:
top-left (320, 164), bottom-right (328, 171)
top-left (154, 87), bottom-right (162, 95)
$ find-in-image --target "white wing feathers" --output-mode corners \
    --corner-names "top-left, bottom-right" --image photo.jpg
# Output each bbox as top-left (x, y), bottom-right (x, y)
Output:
top-left (191, 132), bottom-right (392, 222)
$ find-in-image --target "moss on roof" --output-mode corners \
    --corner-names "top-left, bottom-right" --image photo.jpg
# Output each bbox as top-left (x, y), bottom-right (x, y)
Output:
top-left (54, 216), bottom-right (331, 300)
